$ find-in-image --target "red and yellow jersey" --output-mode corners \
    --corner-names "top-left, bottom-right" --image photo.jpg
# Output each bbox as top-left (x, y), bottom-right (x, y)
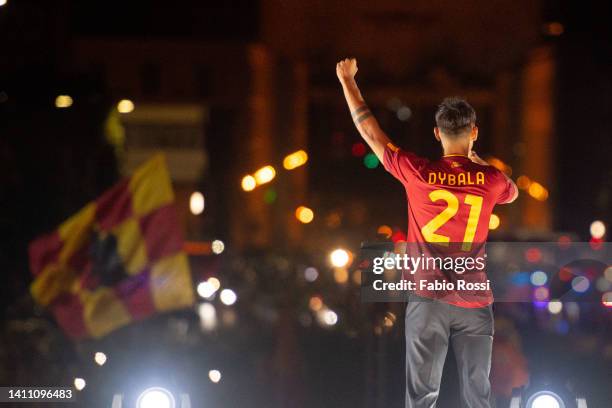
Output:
top-left (383, 143), bottom-right (516, 307)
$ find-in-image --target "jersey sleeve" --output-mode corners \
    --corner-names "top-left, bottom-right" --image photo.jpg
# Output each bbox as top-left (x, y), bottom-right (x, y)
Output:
top-left (494, 170), bottom-right (518, 204)
top-left (383, 143), bottom-right (428, 184)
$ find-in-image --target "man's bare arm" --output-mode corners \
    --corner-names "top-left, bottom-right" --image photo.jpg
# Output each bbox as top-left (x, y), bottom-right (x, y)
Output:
top-left (336, 58), bottom-right (391, 162)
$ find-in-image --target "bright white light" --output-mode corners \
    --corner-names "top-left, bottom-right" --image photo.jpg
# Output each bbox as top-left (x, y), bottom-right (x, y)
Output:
top-left (55, 95), bottom-right (73, 108)
top-left (220, 289), bottom-right (237, 305)
top-left (529, 393), bottom-right (561, 408)
top-left (530, 271), bottom-right (548, 286)
top-left (571, 276), bottom-right (590, 293)
top-left (208, 369), bottom-right (222, 383)
top-left (198, 302), bottom-right (217, 331)
top-left (253, 165), bottom-right (276, 185)
top-left (304, 267), bottom-right (319, 282)
top-left (590, 220), bottom-right (606, 239)
top-left (136, 387), bottom-right (175, 408)
top-left (0, 1), bottom-right (8, 8)
top-left (74, 378), bottom-right (86, 391)
top-left (211, 240), bottom-right (225, 254)
top-left (322, 309), bottom-right (338, 326)
top-left (241, 175), bottom-right (256, 191)
top-left (189, 191), bottom-right (205, 215)
top-left (117, 99), bottom-right (135, 113)
top-left (547, 300), bottom-right (563, 314)
top-left (330, 248), bottom-right (350, 268)
top-left (94, 352), bottom-right (107, 366)
top-left (197, 281), bottom-right (217, 299)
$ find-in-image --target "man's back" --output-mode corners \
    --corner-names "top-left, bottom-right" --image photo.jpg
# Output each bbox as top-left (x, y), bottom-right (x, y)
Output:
top-left (383, 146), bottom-right (517, 307)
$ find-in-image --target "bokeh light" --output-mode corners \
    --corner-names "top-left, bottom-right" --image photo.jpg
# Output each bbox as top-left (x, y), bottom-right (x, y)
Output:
top-left (547, 300), bottom-right (563, 314)
top-left (589, 237), bottom-right (604, 250)
top-left (396, 106), bottom-right (412, 121)
top-left (488, 214), bottom-right (500, 230)
top-left (211, 239), bottom-right (225, 254)
top-left (208, 277), bottom-right (221, 291)
top-left (352, 270), bottom-right (362, 285)
top-left (220, 289), bottom-right (237, 305)
top-left (571, 276), bottom-right (590, 293)
top-left (558, 267), bottom-right (573, 281)
top-left (117, 99), bottom-right (134, 113)
top-left (241, 175), bottom-right (256, 191)
top-left (486, 157), bottom-right (512, 176)
top-left (530, 270), bottom-right (548, 286)
top-left (543, 21), bottom-right (564, 36)
top-left (55, 95), bottom-right (73, 108)
top-left (74, 378), bottom-right (86, 391)
top-left (198, 302), bottom-right (217, 331)
top-left (596, 276), bottom-right (610, 292)
top-left (329, 248), bottom-right (350, 268)
top-left (516, 175), bottom-right (531, 190)
top-left (94, 352), bottom-right (107, 366)
top-left (557, 235), bottom-right (571, 249)
top-left (254, 165), bottom-right (276, 185)
top-left (333, 267), bottom-right (349, 284)
top-left (363, 153), bottom-right (379, 169)
top-left (283, 150), bottom-right (308, 170)
top-left (528, 182), bottom-right (548, 201)
top-left (309, 296), bottom-right (323, 311)
top-left (295, 206), bottom-right (314, 224)
top-left (533, 286), bottom-right (550, 301)
top-left (525, 248), bottom-right (542, 263)
top-left (377, 224), bottom-right (393, 238)
top-left (589, 220), bottom-right (606, 239)
top-left (208, 369), bottom-right (222, 383)
top-left (137, 387), bottom-right (173, 408)
top-left (391, 229), bottom-right (407, 242)
top-left (197, 281), bottom-right (217, 299)
top-left (383, 311), bottom-right (396, 327)
top-left (511, 271), bottom-right (530, 286)
top-left (263, 188), bottom-right (277, 204)
top-left (605, 266), bottom-right (612, 282)
top-left (189, 191), bottom-right (205, 215)
top-left (304, 267), bottom-right (319, 282)
top-left (319, 309), bottom-right (338, 326)
top-left (351, 142), bottom-right (367, 157)
top-left (602, 292), bottom-right (612, 308)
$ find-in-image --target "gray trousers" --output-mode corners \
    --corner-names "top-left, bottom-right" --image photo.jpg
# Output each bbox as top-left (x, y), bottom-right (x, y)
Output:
top-left (405, 294), bottom-right (494, 408)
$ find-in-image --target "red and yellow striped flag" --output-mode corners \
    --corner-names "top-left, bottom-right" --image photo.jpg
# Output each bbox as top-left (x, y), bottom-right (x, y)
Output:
top-left (28, 154), bottom-right (195, 339)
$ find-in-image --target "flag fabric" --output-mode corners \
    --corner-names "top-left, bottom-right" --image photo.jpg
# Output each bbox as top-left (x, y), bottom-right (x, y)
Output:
top-left (29, 154), bottom-right (195, 340)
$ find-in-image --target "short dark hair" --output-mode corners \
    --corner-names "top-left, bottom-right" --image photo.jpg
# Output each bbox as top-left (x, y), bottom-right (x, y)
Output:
top-left (435, 97), bottom-right (476, 136)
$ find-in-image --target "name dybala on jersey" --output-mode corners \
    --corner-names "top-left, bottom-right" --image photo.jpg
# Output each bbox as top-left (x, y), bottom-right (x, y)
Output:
top-left (383, 143), bottom-right (517, 308)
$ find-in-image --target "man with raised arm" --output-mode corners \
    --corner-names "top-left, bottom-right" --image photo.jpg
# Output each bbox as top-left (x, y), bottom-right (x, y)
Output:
top-left (336, 58), bottom-right (517, 408)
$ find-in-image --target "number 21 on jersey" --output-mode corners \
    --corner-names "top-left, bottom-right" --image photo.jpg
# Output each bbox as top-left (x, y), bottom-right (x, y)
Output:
top-left (420, 189), bottom-right (483, 251)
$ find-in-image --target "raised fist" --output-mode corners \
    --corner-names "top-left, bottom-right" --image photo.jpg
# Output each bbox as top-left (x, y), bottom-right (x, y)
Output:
top-left (336, 58), bottom-right (358, 81)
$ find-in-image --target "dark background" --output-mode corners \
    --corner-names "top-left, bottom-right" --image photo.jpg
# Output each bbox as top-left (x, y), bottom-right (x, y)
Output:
top-left (0, 1), bottom-right (610, 407)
